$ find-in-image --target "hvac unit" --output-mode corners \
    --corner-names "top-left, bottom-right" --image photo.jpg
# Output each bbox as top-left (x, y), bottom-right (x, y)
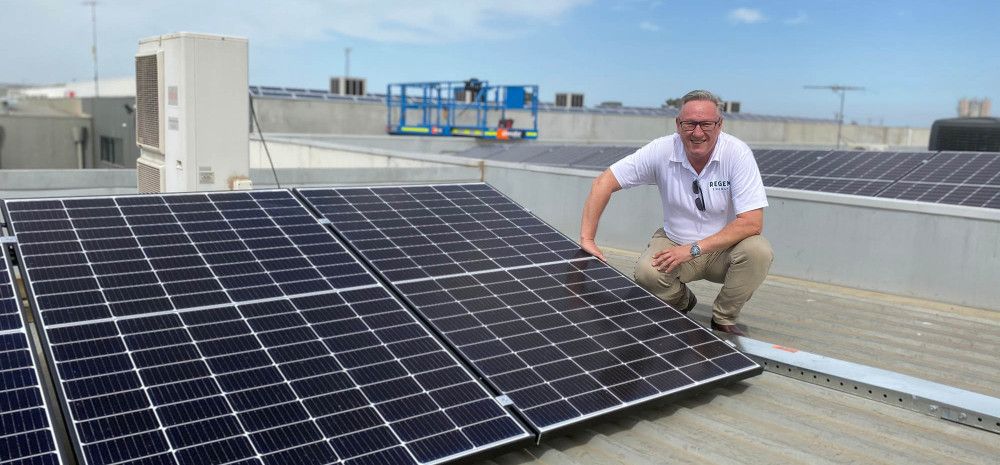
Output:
top-left (555, 92), bottom-right (584, 108)
top-left (134, 32), bottom-right (250, 193)
top-left (723, 101), bottom-right (741, 113)
top-left (929, 117), bottom-right (1000, 152)
top-left (330, 77), bottom-right (366, 96)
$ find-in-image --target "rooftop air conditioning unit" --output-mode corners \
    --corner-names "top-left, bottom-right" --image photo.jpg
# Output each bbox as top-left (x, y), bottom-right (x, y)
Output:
top-left (723, 101), bottom-right (741, 113)
top-left (929, 117), bottom-right (1000, 152)
top-left (555, 92), bottom-right (584, 108)
top-left (330, 77), bottom-right (366, 96)
top-left (135, 32), bottom-right (250, 193)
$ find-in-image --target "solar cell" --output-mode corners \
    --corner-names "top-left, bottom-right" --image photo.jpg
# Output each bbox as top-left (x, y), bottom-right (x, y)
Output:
top-left (0, 237), bottom-right (64, 465)
top-left (297, 184), bottom-right (761, 433)
top-left (3, 191), bottom-right (530, 465)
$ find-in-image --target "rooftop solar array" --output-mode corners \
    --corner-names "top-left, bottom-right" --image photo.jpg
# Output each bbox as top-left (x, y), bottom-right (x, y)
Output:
top-left (874, 151), bottom-right (1000, 208)
top-left (0, 238), bottom-right (63, 465)
top-left (298, 184), bottom-right (761, 433)
top-left (753, 149), bottom-right (933, 197)
top-left (2, 191), bottom-right (530, 465)
top-left (453, 145), bottom-right (1000, 210)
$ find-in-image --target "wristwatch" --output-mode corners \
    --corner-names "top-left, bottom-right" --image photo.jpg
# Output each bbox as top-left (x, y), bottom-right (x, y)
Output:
top-left (690, 242), bottom-right (702, 258)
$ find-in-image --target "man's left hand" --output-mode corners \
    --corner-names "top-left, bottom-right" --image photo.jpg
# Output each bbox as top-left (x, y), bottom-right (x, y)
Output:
top-left (651, 245), bottom-right (695, 273)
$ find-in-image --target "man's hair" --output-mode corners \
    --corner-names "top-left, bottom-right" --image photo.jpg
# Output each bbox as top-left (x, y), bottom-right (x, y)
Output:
top-left (681, 89), bottom-right (722, 107)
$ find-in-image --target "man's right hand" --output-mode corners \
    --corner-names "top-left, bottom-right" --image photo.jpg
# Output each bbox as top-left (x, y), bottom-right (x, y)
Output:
top-left (580, 238), bottom-right (607, 262)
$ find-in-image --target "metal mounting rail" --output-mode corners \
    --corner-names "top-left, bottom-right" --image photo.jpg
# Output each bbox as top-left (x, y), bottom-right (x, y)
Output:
top-left (719, 334), bottom-right (1000, 434)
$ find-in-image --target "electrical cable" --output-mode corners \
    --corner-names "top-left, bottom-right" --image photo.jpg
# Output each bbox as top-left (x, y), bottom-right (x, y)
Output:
top-left (248, 93), bottom-right (281, 188)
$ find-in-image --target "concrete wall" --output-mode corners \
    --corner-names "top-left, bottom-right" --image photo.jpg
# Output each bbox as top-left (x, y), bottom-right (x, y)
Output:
top-left (253, 97), bottom-right (931, 149)
top-left (253, 98), bottom-right (386, 135)
top-left (0, 96), bottom-right (138, 170)
top-left (0, 114), bottom-right (91, 169)
top-left (0, 169), bottom-right (135, 198)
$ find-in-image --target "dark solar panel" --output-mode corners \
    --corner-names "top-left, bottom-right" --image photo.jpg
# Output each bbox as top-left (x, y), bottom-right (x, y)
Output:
top-left (297, 184), bottom-right (761, 433)
top-left (876, 182), bottom-right (1000, 209)
top-left (0, 235), bottom-right (64, 465)
top-left (900, 152), bottom-right (1000, 185)
top-left (570, 146), bottom-right (641, 171)
top-left (297, 185), bottom-right (582, 282)
top-left (770, 177), bottom-right (892, 196)
top-left (3, 191), bottom-right (530, 465)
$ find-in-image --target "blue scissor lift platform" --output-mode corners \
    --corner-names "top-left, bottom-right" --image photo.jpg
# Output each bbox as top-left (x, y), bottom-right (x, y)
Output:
top-left (387, 79), bottom-right (539, 140)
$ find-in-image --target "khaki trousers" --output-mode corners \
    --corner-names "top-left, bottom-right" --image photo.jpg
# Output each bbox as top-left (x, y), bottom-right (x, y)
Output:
top-left (634, 228), bottom-right (773, 325)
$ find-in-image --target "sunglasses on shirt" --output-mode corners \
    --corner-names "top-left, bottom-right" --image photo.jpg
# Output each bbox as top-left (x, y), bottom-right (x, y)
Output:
top-left (693, 180), bottom-right (706, 211)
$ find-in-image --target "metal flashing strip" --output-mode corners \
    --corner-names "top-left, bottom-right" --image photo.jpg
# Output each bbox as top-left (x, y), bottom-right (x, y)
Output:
top-left (725, 335), bottom-right (1000, 434)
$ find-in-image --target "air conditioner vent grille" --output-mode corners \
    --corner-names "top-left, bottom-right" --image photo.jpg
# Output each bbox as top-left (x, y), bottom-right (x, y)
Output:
top-left (135, 54), bottom-right (160, 149)
top-left (136, 157), bottom-right (164, 193)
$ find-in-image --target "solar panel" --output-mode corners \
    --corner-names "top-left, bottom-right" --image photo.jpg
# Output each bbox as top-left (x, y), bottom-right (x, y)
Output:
top-left (2, 190), bottom-right (530, 465)
top-left (297, 184), bottom-right (761, 433)
top-left (0, 237), bottom-right (64, 465)
top-left (899, 151), bottom-right (1000, 186)
top-left (756, 150), bottom-right (937, 197)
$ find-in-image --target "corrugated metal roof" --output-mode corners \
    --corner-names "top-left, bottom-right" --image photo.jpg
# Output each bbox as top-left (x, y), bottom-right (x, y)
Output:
top-left (472, 249), bottom-right (1000, 465)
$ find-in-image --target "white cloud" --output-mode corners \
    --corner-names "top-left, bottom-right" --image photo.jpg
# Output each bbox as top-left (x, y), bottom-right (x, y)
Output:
top-left (0, 0), bottom-right (591, 83)
top-left (784, 12), bottom-right (808, 25)
top-left (639, 21), bottom-right (660, 32)
top-left (728, 8), bottom-right (766, 24)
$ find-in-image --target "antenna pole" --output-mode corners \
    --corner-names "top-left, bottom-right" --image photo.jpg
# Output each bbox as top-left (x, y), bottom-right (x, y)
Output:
top-left (804, 84), bottom-right (865, 149)
top-left (83, 0), bottom-right (99, 98)
top-left (344, 47), bottom-right (352, 78)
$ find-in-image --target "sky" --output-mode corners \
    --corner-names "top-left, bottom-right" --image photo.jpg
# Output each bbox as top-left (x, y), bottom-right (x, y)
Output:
top-left (1, 0), bottom-right (997, 127)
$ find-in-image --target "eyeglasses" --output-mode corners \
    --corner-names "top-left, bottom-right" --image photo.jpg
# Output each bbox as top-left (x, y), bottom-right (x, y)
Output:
top-left (678, 120), bottom-right (720, 132)
top-left (693, 180), bottom-right (706, 211)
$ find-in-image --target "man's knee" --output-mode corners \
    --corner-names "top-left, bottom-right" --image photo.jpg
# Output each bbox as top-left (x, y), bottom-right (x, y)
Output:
top-left (734, 235), bottom-right (773, 269)
top-left (634, 260), bottom-right (662, 290)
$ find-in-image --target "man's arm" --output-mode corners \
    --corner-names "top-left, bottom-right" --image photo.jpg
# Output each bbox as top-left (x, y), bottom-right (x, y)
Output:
top-left (651, 208), bottom-right (764, 272)
top-left (580, 169), bottom-right (622, 261)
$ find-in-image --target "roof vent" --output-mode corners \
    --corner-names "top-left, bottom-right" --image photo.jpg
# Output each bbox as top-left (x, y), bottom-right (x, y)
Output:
top-left (330, 77), bottom-right (366, 96)
top-left (555, 92), bottom-right (584, 108)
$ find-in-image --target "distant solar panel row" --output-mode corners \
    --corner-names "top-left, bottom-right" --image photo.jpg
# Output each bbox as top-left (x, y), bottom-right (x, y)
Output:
top-left (0, 240), bottom-right (63, 465)
top-left (453, 146), bottom-right (1000, 209)
top-left (298, 184), bottom-right (760, 433)
top-left (2, 191), bottom-right (530, 465)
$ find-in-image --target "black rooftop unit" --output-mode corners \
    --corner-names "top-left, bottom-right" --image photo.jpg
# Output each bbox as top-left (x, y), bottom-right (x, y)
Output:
top-left (929, 117), bottom-right (1000, 152)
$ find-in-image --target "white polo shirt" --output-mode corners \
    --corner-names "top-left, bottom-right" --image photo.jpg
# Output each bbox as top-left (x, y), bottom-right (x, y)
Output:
top-left (609, 132), bottom-right (767, 245)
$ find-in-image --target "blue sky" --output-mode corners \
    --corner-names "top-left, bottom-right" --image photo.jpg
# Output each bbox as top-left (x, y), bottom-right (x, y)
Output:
top-left (2, 0), bottom-right (997, 127)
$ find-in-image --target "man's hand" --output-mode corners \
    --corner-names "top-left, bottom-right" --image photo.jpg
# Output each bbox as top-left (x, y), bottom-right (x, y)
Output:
top-left (651, 245), bottom-right (693, 273)
top-left (580, 238), bottom-right (607, 262)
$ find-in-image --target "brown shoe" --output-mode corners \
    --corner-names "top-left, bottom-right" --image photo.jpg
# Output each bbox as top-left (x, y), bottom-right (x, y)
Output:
top-left (710, 319), bottom-right (746, 336)
top-left (680, 289), bottom-right (697, 314)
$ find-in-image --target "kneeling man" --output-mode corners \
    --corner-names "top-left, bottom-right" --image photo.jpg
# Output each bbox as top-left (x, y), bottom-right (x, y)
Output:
top-left (580, 90), bottom-right (773, 336)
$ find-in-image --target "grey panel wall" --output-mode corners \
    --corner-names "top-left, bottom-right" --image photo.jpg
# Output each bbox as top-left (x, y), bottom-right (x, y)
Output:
top-left (0, 114), bottom-right (91, 169)
top-left (82, 96), bottom-right (139, 168)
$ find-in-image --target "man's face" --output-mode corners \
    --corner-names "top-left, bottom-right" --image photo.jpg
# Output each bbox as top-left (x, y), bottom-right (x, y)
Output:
top-left (676, 100), bottom-right (722, 160)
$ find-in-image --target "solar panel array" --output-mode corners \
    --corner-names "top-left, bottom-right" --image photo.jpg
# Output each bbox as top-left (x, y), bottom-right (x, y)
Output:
top-left (0, 239), bottom-right (63, 465)
top-left (875, 151), bottom-right (1000, 209)
top-left (2, 191), bottom-right (530, 465)
top-left (298, 184), bottom-right (761, 433)
top-left (753, 149), bottom-right (932, 197)
top-left (452, 146), bottom-right (1000, 209)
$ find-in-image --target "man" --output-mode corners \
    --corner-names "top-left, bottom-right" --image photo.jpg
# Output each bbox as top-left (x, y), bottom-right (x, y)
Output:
top-left (579, 90), bottom-right (772, 336)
